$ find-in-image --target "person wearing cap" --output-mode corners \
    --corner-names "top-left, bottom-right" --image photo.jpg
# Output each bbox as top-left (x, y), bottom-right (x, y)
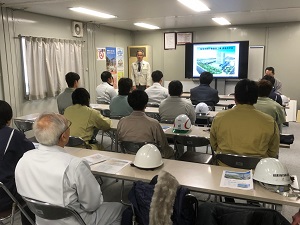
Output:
top-left (159, 80), bottom-right (196, 124)
top-left (15, 113), bottom-right (124, 225)
top-left (116, 90), bottom-right (174, 159)
top-left (131, 50), bottom-right (151, 91)
top-left (210, 79), bottom-right (279, 160)
top-left (145, 70), bottom-right (169, 104)
top-left (254, 80), bottom-right (285, 131)
top-left (190, 71), bottom-right (219, 109)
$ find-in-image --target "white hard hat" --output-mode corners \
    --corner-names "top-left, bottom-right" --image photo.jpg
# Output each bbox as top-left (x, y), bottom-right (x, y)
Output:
top-left (173, 114), bottom-right (191, 133)
top-left (253, 158), bottom-right (291, 186)
top-left (133, 144), bottom-right (163, 169)
top-left (195, 102), bottom-right (209, 115)
top-left (280, 95), bottom-right (289, 106)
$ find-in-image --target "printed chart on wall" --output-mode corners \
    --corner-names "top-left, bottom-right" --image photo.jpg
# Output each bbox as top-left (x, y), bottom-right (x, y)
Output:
top-left (106, 47), bottom-right (124, 89)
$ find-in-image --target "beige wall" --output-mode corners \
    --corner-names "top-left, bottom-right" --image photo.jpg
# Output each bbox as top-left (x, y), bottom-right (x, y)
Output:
top-left (0, 8), bottom-right (299, 115)
top-left (0, 9), bottom-right (133, 117)
top-left (133, 24), bottom-right (300, 109)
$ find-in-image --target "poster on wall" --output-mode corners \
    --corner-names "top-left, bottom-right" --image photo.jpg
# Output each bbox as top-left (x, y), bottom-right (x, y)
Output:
top-left (96, 48), bottom-right (106, 61)
top-left (116, 47), bottom-right (124, 85)
top-left (106, 47), bottom-right (124, 89)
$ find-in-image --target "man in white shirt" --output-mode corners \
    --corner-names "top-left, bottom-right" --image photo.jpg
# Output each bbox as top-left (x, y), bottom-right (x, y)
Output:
top-left (131, 50), bottom-right (151, 90)
top-left (15, 113), bottom-right (124, 225)
top-left (96, 71), bottom-right (117, 103)
top-left (145, 70), bottom-right (169, 104)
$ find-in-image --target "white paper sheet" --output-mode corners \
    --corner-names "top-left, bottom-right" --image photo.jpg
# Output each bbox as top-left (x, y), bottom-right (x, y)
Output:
top-left (92, 158), bottom-right (131, 174)
top-left (83, 154), bottom-right (110, 166)
top-left (220, 170), bottom-right (253, 190)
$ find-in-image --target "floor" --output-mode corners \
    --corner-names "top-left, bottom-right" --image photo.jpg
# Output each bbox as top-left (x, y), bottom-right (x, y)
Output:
top-left (4, 122), bottom-right (300, 224)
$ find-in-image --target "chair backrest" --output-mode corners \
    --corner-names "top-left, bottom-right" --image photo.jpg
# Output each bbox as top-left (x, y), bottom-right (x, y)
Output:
top-left (66, 136), bottom-right (91, 149)
top-left (14, 120), bottom-right (34, 133)
top-left (23, 196), bottom-right (86, 225)
top-left (215, 153), bottom-right (262, 170)
top-left (101, 109), bottom-right (111, 117)
top-left (110, 115), bottom-right (124, 120)
top-left (0, 182), bottom-right (35, 225)
top-left (174, 135), bottom-right (210, 148)
top-left (119, 141), bottom-right (148, 154)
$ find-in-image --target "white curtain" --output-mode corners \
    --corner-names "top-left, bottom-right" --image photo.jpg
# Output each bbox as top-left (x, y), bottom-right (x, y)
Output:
top-left (24, 37), bottom-right (83, 100)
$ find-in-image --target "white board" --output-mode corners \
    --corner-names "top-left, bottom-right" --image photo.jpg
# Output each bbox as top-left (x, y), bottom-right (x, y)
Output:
top-left (248, 46), bottom-right (265, 81)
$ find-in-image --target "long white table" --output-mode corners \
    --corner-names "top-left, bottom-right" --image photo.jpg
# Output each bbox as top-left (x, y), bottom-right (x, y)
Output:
top-left (181, 93), bottom-right (235, 101)
top-left (14, 114), bottom-right (210, 139)
top-left (90, 103), bottom-right (219, 120)
top-left (67, 148), bottom-right (300, 208)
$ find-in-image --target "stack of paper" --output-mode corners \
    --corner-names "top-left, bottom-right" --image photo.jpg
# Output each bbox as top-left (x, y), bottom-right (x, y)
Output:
top-left (220, 170), bottom-right (253, 190)
top-left (83, 154), bottom-right (110, 166)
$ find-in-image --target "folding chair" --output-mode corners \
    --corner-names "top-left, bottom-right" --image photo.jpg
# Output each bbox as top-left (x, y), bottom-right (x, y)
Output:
top-left (118, 141), bottom-right (148, 154)
top-left (215, 153), bottom-right (262, 170)
top-left (0, 182), bottom-right (35, 225)
top-left (174, 135), bottom-right (213, 164)
top-left (14, 120), bottom-right (34, 133)
top-left (23, 196), bottom-right (86, 225)
top-left (66, 136), bottom-right (91, 149)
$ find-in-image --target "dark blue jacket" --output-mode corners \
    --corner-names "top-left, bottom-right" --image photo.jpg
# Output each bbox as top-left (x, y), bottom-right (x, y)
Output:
top-left (190, 84), bottom-right (219, 106)
top-left (0, 126), bottom-right (34, 211)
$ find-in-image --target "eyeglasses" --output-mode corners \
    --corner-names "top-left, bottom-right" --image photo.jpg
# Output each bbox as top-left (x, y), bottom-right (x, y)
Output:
top-left (60, 120), bottom-right (72, 137)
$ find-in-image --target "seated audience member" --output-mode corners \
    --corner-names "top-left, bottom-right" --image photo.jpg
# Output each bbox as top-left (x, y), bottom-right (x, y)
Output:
top-left (254, 80), bottom-right (286, 131)
top-left (262, 75), bottom-right (282, 105)
top-left (117, 90), bottom-right (174, 158)
top-left (265, 66), bottom-right (282, 94)
top-left (15, 113), bottom-right (123, 225)
top-left (110, 78), bottom-right (133, 117)
top-left (64, 88), bottom-right (111, 149)
top-left (145, 70), bottom-right (169, 104)
top-left (210, 79), bottom-right (279, 159)
top-left (96, 71), bottom-right (117, 103)
top-left (159, 80), bottom-right (196, 124)
top-left (190, 71), bottom-right (219, 108)
top-left (0, 100), bottom-right (35, 225)
top-left (57, 72), bottom-right (80, 114)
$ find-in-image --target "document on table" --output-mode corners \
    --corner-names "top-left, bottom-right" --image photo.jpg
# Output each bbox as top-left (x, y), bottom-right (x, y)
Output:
top-left (83, 154), bottom-right (110, 166)
top-left (161, 125), bottom-right (171, 132)
top-left (92, 158), bottom-right (131, 174)
top-left (220, 170), bottom-right (253, 190)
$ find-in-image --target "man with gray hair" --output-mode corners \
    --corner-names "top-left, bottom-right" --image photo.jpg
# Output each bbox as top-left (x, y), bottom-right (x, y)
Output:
top-left (15, 113), bottom-right (124, 225)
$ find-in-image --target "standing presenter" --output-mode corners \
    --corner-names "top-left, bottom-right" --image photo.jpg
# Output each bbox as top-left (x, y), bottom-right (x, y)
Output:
top-left (131, 50), bottom-right (151, 90)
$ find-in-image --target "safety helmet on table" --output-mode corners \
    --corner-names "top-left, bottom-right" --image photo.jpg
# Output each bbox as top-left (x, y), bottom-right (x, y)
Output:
top-left (253, 158), bottom-right (291, 186)
top-left (280, 95), bottom-right (289, 106)
top-left (133, 144), bottom-right (163, 169)
top-left (173, 114), bottom-right (192, 133)
top-left (195, 102), bottom-right (210, 115)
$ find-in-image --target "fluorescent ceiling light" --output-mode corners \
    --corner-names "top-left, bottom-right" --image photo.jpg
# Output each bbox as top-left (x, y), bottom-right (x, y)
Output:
top-left (177, 0), bottom-right (210, 12)
top-left (212, 17), bottom-right (231, 25)
top-left (69, 7), bottom-right (116, 19)
top-left (134, 23), bottom-right (160, 30)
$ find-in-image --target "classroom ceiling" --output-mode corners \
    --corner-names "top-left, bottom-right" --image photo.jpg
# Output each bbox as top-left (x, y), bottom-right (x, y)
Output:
top-left (2, 0), bottom-right (300, 31)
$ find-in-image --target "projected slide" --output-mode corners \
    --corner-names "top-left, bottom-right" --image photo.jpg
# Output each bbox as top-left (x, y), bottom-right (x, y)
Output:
top-left (193, 43), bottom-right (240, 78)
